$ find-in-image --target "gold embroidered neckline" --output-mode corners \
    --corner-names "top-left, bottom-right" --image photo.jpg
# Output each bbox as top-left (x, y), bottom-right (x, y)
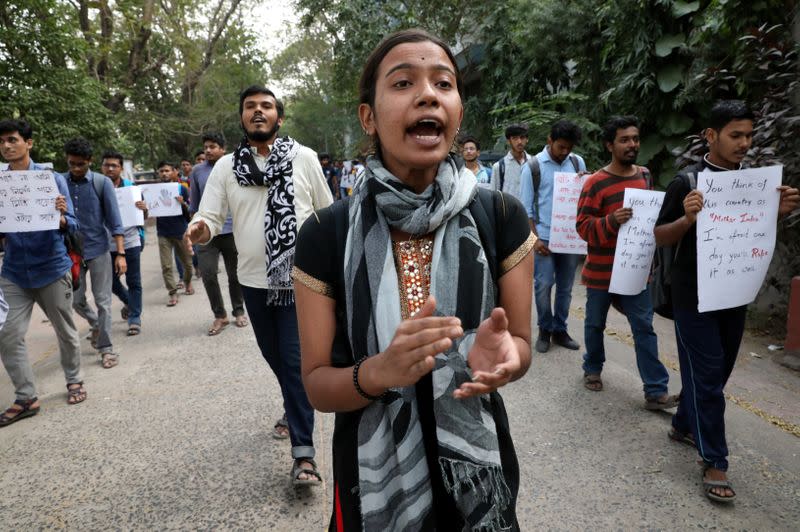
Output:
top-left (392, 236), bottom-right (434, 320)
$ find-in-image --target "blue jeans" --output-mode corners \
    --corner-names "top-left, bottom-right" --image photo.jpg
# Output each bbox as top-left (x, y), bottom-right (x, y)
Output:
top-left (582, 285), bottom-right (668, 397)
top-left (672, 305), bottom-right (746, 472)
top-left (241, 286), bottom-right (315, 460)
top-left (111, 246), bottom-right (142, 326)
top-left (534, 242), bottom-right (579, 333)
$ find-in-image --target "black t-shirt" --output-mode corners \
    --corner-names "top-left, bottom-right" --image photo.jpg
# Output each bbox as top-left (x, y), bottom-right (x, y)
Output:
top-left (294, 190), bottom-right (532, 532)
top-left (655, 160), bottom-right (732, 309)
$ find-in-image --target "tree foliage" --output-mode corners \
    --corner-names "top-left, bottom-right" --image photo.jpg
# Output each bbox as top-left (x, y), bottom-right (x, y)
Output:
top-left (0, 0), bottom-right (265, 169)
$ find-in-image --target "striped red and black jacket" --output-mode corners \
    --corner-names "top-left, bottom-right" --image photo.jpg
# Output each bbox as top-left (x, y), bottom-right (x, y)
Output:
top-left (575, 167), bottom-right (651, 290)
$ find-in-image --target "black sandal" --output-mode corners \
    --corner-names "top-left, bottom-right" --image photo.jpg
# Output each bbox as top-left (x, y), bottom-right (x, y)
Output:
top-left (272, 414), bottom-right (290, 440)
top-left (291, 458), bottom-right (323, 486)
top-left (668, 427), bottom-right (696, 448)
top-left (0, 397), bottom-right (40, 427)
top-left (67, 382), bottom-right (87, 405)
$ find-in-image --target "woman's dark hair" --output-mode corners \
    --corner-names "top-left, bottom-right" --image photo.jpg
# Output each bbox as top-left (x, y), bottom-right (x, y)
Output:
top-left (358, 29), bottom-right (463, 108)
top-left (550, 120), bottom-right (582, 144)
top-left (708, 100), bottom-right (754, 130)
top-left (601, 116), bottom-right (639, 145)
top-left (0, 119), bottom-right (33, 140)
top-left (238, 85), bottom-right (284, 118)
top-left (64, 137), bottom-right (93, 158)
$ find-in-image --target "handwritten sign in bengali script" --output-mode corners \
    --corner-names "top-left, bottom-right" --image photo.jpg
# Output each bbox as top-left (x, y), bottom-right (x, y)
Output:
top-left (139, 182), bottom-right (182, 217)
top-left (609, 188), bottom-right (665, 295)
top-left (0, 170), bottom-right (61, 232)
top-left (696, 166), bottom-right (782, 312)
top-left (549, 172), bottom-right (587, 254)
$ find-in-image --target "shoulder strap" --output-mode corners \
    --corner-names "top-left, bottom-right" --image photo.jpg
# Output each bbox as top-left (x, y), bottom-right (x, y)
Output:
top-left (686, 172), bottom-right (696, 189)
top-left (90, 172), bottom-right (106, 216)
top-left (528, 157), bottom-right (541, 224)
top-left (641, 167), bottom-right (653, 190)
top-left (568, 154), bottom-right (580, 173)
top-left (469, 189), bottom-right (499, 285)
top-left (498, 159), bottom-right (505, 191)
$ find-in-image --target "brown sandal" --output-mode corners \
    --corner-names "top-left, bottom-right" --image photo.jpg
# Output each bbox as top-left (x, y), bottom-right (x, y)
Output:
top-left (67, 382), bottom-right (87, 405)
top-left (583, 373), bottom-right (603, 391)
top-left (101, 353), bottom-right (119, 369)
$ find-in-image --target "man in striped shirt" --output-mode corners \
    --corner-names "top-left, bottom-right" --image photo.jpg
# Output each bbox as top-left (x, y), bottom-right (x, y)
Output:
top-left (575, 116), bottom-right (678, 410)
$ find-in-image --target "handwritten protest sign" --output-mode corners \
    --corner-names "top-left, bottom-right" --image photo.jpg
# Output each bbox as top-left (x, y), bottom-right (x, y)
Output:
top-left (0, 170), bottom-right (61, 233)
top-left (114, 186), bottom-right (144, 227)
top-left (609, 188), bottom-right (665, 295)
top-left (696, 166), bottom-right (782, 312)
top-left (139, 182), bottom-right (182, 217)
top-left (549, 172), bottom-right (587, 254)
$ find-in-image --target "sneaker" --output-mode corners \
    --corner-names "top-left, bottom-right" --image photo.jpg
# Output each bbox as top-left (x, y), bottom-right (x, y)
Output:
top-left (552, 331), bottom-right (580, 350)
top-left (645, 393), bottom-right (680, 411)
top-left (535, 330), bottom-right (551, 353)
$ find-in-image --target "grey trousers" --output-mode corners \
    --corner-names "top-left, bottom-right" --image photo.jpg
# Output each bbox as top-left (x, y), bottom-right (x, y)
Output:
top-left (197, 233), bottom-right (244, 319)
top-left (0, 274), bottom-right (82, 401)
top-left (73, 253), bottom-right (114, 354)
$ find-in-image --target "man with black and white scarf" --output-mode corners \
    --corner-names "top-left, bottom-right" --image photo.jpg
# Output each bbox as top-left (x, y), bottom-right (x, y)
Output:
top-left (185, 85), bottom-right (332, 485)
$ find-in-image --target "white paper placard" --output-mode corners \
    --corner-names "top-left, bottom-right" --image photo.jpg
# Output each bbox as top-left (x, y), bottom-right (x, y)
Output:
top-left (609, 188), bottom-right (665, 295)
top-left (549, 172), bottom-right (587, 254)
top-left (114, 186), bottom-right (145, 227)
top-left (139, 182), bottom-right (182, 217)
top-left (0, 170), bottom-right (61, 232)
top-left (696, 166), bottom-right (782, 312)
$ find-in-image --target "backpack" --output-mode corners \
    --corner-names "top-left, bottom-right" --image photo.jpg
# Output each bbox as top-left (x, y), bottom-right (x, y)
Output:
top-left (331, 188), bottom-right (502, 287)
top-left (651, 170), bottom-right (697, 319)
top-left (527, 154), bottom-right (581, 224)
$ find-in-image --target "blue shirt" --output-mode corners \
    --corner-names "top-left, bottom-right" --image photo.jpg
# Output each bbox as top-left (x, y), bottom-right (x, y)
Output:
top-left (189, 161), bottom-right (233, 234)
top-left (519, 147), bottom-right (586, 241)
top-left (156, 184), bottom-right (190, 238)
top-left (66, 170), bottom-right (125, 260)
top-left (1, 160), bottom-right (79, 289)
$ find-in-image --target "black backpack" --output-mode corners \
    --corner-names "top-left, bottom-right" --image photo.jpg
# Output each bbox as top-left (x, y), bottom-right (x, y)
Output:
top-left (651, 170), bottom-right (697, 319)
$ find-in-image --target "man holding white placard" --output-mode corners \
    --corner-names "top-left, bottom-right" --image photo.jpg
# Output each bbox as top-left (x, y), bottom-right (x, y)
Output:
top-left (103, 151), bottom-right (148, 336)
top-left (519, 120), bottom-right (586, 353)
top-left (575, 116), bottom-right (678, 411)
top-left (655, 100), bottom-right (799, 503)
top-left (0, 119), bottom-right (86, 426)
top-left (155, 161), bottom-right (193, 307)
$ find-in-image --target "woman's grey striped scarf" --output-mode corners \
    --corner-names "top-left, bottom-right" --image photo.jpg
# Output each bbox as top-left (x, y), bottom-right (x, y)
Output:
top-left (344, 155), bottom-right (512, 531)
top-left (232, 136), bottom-right (299, 305)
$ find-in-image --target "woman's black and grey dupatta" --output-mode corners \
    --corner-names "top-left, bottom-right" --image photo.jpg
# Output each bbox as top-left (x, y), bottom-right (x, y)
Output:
top-left (343, 155), bottom-right (513, 531)
top-left (232, 136), bottom-right (299, 305)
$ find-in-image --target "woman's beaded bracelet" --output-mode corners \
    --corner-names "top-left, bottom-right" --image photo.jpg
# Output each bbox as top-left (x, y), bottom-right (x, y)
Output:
top-left (353, 357), bottom-right (387, 402)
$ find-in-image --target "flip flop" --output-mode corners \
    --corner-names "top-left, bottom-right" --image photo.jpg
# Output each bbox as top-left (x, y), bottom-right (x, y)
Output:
top-left (167, 295), bottom-right (178, 307)
top-left (207, 319), bottom-right (229, 336)
top-left (184, 286), bottom-right (195, 295)
top-left (101, 353), bottom-right (119, 369)
top-left (234, 315), bottom-right (249, 328)
top-left (668, 427), bottom-right (696, 448)
top-left (127, 324), bottom-right (141, 336)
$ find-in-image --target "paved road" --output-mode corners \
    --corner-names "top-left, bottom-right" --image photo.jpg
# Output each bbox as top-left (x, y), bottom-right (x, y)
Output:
top-left (1, 228), bottom-right (798, 530)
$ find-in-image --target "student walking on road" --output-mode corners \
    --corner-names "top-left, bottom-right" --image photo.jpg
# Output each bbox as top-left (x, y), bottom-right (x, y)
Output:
top-left (655, 100), bottom-right (799, 503)
top-left (0, 119), bottom-right (86, 426)
top-left (293, 30), bottom-right (534, 531)
top-left (520, 120), bottom-right (587, 353)
top-left (103, 150), bottom-right (148, 336)
top-left (575, 116), bottom-right (678, 410)
top-left (186, 85), bottom-right (332, 486)
top-left (64, 138), bottom-right (126, 369)
top-left (156, 162), bottom-right (194, 307)
top-left (188, 133), bottom-right (247, 336)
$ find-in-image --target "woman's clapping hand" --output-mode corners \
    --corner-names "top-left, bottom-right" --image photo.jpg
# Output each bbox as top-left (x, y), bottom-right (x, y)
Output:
top-left (454, 307), bottom-right (521, 399)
